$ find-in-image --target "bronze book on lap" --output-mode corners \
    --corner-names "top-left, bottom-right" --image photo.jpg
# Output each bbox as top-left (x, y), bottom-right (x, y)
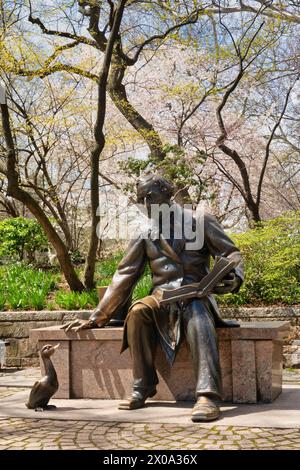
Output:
top-left (159, 256), bottom-right (237, 305)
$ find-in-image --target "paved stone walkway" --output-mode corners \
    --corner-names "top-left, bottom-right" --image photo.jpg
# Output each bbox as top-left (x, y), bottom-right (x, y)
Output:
top-left (0, 368), bottom-right (300, 450)
top-left (0, 417), bottom-right (300, 450)
top-left (0, 387), bottom-right (27, 399)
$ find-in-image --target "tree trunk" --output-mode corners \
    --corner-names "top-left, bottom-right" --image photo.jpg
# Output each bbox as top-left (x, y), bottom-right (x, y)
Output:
top-left (59, 215), bottom-right (74, 252)
top-left (83, 0), bottom-right (126, 289)
top-left (84, 143), bottom-right (103, 289)
top-left (108, 58), bottom-right (166, 161)
top-left (245, 202), bottom-right (261, 225)
top-left (108, 57), bottom-right (192, 205)
top-left (217, 142), bottom-right (261, 223)
top-left (1, 102), bottom-right (84, 291)
top-left (12, 187), bottom-right (85, 290)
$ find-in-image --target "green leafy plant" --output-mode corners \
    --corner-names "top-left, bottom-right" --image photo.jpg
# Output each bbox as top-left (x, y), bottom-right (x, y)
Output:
top-left (132, 272), bottom-right (152, 302)
top-left (0, 263), bottom-right (59, 310)
top-left (69, 250), bottom-right (85, 265)
top-left (0, 212), bottom-right (298, 311)
top-left (55, 290), bottom-right (99, 310)
top-left (0, 293), bottom-right (5, 311)
top-left (0, 217), bottom-right (48, 263)
top-left (118, 145), bottom-right (210, 202)
top-left (218, 211), bottom-right (300, 306)
top-left (95, 252), bottom-right (124, 282)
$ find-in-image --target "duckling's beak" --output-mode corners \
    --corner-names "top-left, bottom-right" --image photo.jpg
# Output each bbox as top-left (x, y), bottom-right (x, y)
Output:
top-left (53, 343), bottom-right (60, 350)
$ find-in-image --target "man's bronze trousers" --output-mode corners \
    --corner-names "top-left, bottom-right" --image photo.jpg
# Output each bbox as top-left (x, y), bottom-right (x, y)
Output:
top-left (124, 296), bottom-right (222, 400)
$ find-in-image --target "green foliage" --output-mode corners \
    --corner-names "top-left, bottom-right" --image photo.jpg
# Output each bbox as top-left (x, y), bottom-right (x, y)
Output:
top-left (218, 212), bottom-right (300, 306)
top-left (95, 253), bottom-right (152, 301)
top-left (0, 213), bottom-right (297, 311)
top-left (119, 145), bottom-right (210, 201)
top-left (94, 252), bottom-right (124, 285)
top-left (54, 290), bottom-right (98, 310)
top-left (0, 217), bottom-right (48, 262)
top-left (0, 293), bottom-right (5, 311)
top-left (132, 270), bottom-right (152, 302)
top-left (69, 250), bottom-right (85, 265)
top-left (0, 263), bottom-right (58, 310)
top-left (118, 156), bottom-right (149, 178)
top-left (156, 145), bottom-right (200, 190)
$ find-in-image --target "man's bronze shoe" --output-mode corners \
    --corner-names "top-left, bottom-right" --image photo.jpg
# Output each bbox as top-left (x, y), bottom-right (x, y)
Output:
top-left (191, 396), bottom-right (220, 422)
top-left (118, 388), bottom-right (157, 410)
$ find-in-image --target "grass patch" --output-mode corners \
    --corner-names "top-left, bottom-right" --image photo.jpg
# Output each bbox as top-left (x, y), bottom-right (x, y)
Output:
top-left (94, 252), bottom-right (123, 282)
top-left (0, 293), bottom-right (5, 310)
top-left (0, 263), bottom-right (59, 310)
top-left (132, 271), bottom-right (152, 302)
top-left (54, 290), bottom-right (99, 310)
top-left (95, 256), bottom-right (152, 302)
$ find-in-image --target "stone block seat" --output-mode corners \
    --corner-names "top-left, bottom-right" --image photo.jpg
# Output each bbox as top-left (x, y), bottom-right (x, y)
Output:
top-left (30, 321), bottom-right (290, 404)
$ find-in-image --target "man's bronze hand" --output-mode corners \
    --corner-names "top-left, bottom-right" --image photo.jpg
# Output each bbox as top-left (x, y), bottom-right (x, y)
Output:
top-left (213, 272), bottom-right (240, 295)
top-left (61, 319), bottom-right (102, 332)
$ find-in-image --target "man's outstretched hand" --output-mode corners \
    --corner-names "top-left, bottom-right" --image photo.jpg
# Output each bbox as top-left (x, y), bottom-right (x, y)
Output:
top-left (61, 319), bottom-right (102, 332)
top-left (213, 272), bottom-right (241, 295)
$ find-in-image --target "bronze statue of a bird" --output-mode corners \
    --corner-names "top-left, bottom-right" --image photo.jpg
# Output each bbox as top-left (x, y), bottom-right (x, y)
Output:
top-left (26, 343), bottom-right (60, 411)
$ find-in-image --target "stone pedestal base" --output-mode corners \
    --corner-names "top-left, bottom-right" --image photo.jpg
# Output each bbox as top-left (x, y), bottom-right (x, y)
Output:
top-left (30, 321), bottom-right (290, 403)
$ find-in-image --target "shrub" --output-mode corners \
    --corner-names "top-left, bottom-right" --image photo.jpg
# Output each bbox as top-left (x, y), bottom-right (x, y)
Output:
top-left (0, 217), bottom-right (48, 263)
top-left (69, 250), bottom-right (85, 265)
top-left (0, 212), bottom-right (297, 311)
top-left (218, 211), bottom-right (300, 306)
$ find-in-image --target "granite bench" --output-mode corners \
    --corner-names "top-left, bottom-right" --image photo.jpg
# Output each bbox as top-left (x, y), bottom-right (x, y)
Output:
top-left (30, 321), bottom-right (290, 404)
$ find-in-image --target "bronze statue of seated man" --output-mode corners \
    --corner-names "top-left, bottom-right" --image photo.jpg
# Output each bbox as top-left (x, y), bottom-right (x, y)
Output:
top-left (62, 174), bottom-right (244, 422)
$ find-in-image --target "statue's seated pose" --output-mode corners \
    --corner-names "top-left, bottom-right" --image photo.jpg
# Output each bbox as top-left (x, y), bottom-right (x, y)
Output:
top-left (63, 174), bottom-right (244, 422)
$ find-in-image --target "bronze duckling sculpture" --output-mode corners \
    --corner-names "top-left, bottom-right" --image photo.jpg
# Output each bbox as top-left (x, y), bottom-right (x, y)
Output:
top-left (26, 343), bottom-right (60, 411)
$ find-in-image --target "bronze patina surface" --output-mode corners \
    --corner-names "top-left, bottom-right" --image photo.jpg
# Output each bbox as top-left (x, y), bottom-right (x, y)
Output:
top-left (62, 174), bottom-right (244, 421)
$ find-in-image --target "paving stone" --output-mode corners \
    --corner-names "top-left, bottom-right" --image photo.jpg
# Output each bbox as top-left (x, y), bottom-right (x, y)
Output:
top-left (24, 446), bottom-right (42, 450)
top-left (239, 445), bottom-right (257, 449)
top-left (203, 445), bottom-right (221, 449)
top-left (1, 388), bottom-right (300, 450)
top-left (58, 445), bottom-right (78, 449)
top-left (42, 447), bottom-right (60, 450)
top-left (222, 445), bottom-right (240, 449)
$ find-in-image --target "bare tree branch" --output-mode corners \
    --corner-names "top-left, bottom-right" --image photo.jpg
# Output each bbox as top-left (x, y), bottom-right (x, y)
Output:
top-left (256, 76), bottom-right (299, 207)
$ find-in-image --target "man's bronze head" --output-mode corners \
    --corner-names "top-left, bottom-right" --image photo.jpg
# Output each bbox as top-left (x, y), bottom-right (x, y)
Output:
top-left (137, 174), bottom-right (174, 207)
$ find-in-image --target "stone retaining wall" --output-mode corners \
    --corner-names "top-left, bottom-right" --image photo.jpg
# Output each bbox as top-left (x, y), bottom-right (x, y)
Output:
top-left (0, 311), bottom-right (79, 367)
top-left (223, 306), bottom-right (300, 368)
top-left (0, 306), bottom-right (299, 367)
